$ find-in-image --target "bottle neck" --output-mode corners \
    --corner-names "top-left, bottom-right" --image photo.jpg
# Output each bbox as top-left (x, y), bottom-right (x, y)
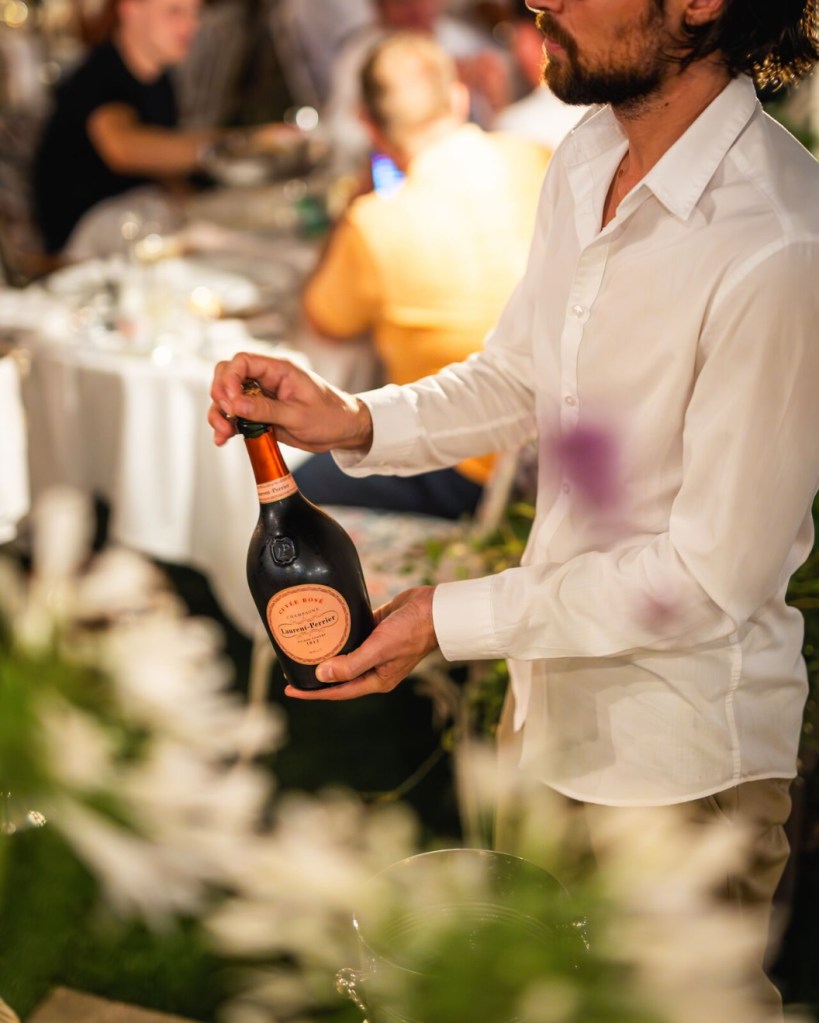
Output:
top-left (243, 428), bottom-right (291, 486)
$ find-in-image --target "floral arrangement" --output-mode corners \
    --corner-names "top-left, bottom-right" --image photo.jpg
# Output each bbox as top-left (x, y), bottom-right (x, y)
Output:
top-left (0, 488), bottom-right (282, 923)
top-left (0, 488), bottom-right (809, 1023)
top-left (209, 737), bottom-right (798, 1023)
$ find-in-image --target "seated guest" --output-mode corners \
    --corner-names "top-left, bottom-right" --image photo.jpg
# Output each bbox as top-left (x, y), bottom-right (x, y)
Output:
top-left (295, 31), bottom-right (550, 520)
top-left (323, 0), bottom-right (507, 173)
top-left (31, 0), bottom-right (290, 259)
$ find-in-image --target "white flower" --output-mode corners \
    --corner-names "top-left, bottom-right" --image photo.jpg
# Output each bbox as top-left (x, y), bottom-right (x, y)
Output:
top-left (101, 615), bottom-right (286, 759)
top-left (51, 799), bottom-right (211, 923)
top-left (207, 792), bottom-right (419, 975)
top-left (588, 804), bottom-right (750, 911)
top-left (455, 737), bottom-right (574, 866)
top-left (74, 547), bottom-right (176, 621)
top-left (30, 486), bottom-right (93, 585)
top-left (1, 488), bottom-right (286, 931)
top-left (6, 487), bottom-right (802, 1023)
top-left (39, 695), bottom-right (114, 790)
top-left (516, 978), bottom-right (579, 1023)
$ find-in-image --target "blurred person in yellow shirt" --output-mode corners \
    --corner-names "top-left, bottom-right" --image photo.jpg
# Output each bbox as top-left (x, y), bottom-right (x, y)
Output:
top-left (324, 0), bottom-right (513, 176)
top-left (297, 30), bottom-right (550, 519)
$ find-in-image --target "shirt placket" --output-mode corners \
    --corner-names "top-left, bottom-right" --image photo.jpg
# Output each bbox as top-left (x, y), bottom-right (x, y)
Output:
top-left (559, 238), bottom-right (609, 478)
top-left (531, 237), bottom-right (610, 560)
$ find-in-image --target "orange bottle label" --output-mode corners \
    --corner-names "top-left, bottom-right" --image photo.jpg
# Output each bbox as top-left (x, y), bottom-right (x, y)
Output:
top-left (258, 475), bottom-right (298, 503)
top-left (266, 584), bottom-right (352, 666)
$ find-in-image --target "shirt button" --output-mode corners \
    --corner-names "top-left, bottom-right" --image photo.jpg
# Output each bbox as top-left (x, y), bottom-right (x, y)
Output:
top-left (571, 304), bottom-right (586, 318)
top-left (564, 394), bottom-right (577, 406)
top-left (562, 482), bottom-right (571, 494)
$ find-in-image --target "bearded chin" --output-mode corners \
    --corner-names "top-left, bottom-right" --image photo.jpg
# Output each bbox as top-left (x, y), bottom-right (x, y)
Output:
top-left (545, 58), bottom-right (666, 108)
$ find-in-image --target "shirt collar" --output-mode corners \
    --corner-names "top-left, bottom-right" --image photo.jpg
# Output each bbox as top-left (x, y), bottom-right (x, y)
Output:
top-left (646, 75), bottom-right (759, 218)
top-left (564, 75), bottom-right (760, 221)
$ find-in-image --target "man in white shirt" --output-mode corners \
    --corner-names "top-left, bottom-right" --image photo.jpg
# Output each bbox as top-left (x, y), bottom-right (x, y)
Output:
top-left (211, 0), bottom-right (819, 1011)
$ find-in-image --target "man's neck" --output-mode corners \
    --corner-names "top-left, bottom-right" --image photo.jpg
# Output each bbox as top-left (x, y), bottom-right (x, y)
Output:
top-left (614, 59), bottom-right (732, 183)
top-left (395, 116), bottom-right (464, 172)
top-left (114, 29), bottom-right (163, 83)
top-left (600, 59), bottom-right (732, 228)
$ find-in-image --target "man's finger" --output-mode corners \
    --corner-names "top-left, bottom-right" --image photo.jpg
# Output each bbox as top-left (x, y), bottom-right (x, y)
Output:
top-left (213, 353), bottom-right (296, 408)
top-left (315, 645), bottom-right (378, 685)
top-left (207, 403), bottom-right (237, 445)
top-left (284, 673), bottom-right (384, 701)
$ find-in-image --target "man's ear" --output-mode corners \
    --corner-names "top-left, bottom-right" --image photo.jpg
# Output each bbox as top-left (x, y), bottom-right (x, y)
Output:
top-left (683, 0), bottom-right (724, 27)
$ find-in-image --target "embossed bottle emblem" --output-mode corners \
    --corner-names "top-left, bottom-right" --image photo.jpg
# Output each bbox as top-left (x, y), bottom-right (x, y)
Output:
top-left (271, 536), bottom-right (296, 566)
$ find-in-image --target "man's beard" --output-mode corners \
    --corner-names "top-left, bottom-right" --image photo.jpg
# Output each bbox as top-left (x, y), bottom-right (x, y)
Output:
top-left (536, 6), bottom-right (674, 109)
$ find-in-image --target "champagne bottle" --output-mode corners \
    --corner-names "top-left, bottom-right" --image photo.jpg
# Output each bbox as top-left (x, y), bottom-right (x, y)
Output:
top-left (235, 381), bottom-right (375, 690)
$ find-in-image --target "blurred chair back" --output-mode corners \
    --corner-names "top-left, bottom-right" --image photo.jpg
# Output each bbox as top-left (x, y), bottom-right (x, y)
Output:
top-left (0, 346), bottom-right (30, 543)
top-left (0, 23), bottom-right (49, 113)
top-left (0, 22), bottom-right (56, 285)
top-left (173, 0), bottom-right (249, 128)
top-left (0, 194), bottom-right (54, 287)
top-left (0, 104), bottom-right (54, 286)
top-left (268, 0), bottom-right (374, 108)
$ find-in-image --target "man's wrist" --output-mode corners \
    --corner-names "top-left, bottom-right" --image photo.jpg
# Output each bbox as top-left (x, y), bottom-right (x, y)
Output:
top-left (348, 396), bottom-right (374, 453)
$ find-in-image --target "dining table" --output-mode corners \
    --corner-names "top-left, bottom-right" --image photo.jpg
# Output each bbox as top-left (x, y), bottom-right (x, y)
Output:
top-left (2, 174), bottom-right (382, 638)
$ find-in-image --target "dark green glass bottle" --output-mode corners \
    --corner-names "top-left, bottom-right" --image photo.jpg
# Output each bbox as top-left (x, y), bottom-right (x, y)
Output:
top-left (235, 383), bottom-right (375, 690)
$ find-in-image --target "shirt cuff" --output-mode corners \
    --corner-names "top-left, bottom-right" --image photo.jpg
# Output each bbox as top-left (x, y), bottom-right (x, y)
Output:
top-left (332, 385), bottom-right (422, 474)
top-left (433, 576), bottom-right (505, 662)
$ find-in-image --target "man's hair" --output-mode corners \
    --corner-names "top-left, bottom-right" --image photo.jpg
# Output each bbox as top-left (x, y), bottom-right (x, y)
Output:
top-left (81, 0), bottom-right (118, 45)
top-left (360, 32), bottom-right (457, 145)
top-left (671, 0), bottom-right (819, 91)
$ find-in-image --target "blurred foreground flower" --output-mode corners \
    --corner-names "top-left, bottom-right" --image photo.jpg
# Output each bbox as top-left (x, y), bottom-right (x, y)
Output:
top-left (1, 489), bottom-right (809, 1023)
top-left (206, 735), bottom-right (808, 1023)
top-left (0, 487), bottom-right (284, 924)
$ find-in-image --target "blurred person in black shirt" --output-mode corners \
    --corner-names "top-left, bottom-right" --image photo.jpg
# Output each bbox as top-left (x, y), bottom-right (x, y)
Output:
top-left (32, 0), bottom-right (288, 258)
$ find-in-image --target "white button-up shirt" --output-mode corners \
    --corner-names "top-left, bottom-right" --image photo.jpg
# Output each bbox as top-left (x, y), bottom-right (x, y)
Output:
top-left (339, 75), bottom-right (819, 805)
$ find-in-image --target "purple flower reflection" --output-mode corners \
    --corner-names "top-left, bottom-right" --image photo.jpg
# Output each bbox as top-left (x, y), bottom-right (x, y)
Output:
top-left (636, 593), bottom-right (680, 631)
top-left (551, 422), bottom-right (621, 511)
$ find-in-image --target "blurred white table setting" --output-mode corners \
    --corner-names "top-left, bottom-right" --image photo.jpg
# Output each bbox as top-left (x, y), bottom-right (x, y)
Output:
top-left (3, 233), bottom-right (380, 636)
top-left (20, 324), bottom-right (297, 636)
top-left (43, 167), bottom-right (379, 392)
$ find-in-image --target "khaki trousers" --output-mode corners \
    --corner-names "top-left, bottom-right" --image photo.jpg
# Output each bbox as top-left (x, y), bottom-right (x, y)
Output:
top-left (493, 691), bottom-right (794, 1020)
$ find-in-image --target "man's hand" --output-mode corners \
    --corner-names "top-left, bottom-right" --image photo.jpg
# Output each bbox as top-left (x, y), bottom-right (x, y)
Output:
top-left (208, 352), bottom-right (373, 452)
top-left (285, 587), bottom-right (439, 701)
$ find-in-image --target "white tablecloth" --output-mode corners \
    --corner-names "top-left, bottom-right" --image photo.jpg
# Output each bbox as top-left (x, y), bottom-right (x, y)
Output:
top-left (22, 332), bottom-right (307, 636)
top-left (13, 246), bottom-right (380, 636)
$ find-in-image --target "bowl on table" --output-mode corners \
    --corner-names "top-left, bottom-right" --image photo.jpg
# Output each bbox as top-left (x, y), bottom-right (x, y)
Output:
top-left (203, 129), bottom-right (329, 188)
